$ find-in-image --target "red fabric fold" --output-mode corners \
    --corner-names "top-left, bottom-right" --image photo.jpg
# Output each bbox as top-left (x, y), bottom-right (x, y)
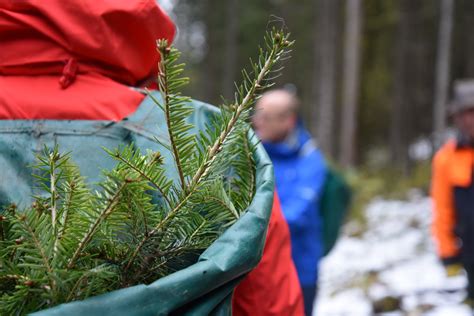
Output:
top-left (233, 193), bottom-right (305, 316)
top-left (0, 0), bottom-right (176, 120)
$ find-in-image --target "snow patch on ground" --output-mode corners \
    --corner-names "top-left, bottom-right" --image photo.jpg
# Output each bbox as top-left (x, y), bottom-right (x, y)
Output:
top-left (315, 194), bottom-right (471, 316)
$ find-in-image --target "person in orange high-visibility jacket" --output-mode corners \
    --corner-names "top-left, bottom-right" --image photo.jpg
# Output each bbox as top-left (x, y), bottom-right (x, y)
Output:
top-left (432, 79), bottom-right (474, 303)
top-left (0, 0), bottom-right (304, 314)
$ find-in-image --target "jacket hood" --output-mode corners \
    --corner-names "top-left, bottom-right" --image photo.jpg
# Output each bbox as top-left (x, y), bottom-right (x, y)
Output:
top-left (263, 122), bottom-right (314, 158)
top-left (0, 0), bottom-right (176, 86)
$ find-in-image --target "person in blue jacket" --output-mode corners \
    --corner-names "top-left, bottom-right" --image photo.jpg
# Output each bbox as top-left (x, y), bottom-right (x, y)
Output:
top-left (253, 89), bottom-right (327, 316)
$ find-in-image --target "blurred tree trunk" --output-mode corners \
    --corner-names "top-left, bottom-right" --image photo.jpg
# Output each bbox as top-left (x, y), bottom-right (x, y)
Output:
top-left (390, 0), bottom-right (414, 173)
top-left (339, 0), bottom-right (362, 168)
top-left (313, 0), bottom-right (340, 158)
top-left (463, 1), bottom-right (474, 76)
top-left (222, 0), bottom-right (239, 101)
top-left (433, 0), bottom-right (454, 148)
top-left (202, 0), bottom-right (225, 104)
top-left (454, 0), bottom-right (474, 78)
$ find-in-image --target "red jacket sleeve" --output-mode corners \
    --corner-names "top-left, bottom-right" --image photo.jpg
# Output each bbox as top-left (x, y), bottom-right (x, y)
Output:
top-left (232, 192), bottom-right (305, 316)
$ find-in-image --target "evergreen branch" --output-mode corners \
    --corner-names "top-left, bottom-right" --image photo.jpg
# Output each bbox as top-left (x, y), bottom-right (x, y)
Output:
top-left (188, 219), bottom-right (207, 241)
top-left (111, 151), bottom-right (172, 208)
top-left (16, 213), bottom-right (55, 291)
top-left (0, 274), bottom-right (30, 283)
top-left (140, 206), bottom-right (149, 238)
top-left (194, 179), bottom-right (240, 222)
top-left (49, 150), bottom-right (59, 232)
top-left (67, 182), bottom-right (128, 269)
top-left (66, 274), bottom-right (88, 302)
top-left (229, 128), bottom-right (257, 213)
top-left (157, 41), bottom-right (187, 191)
top-left (133, 244), bottom-right (186, 282)
top-left (123, 191), bottom-right (192, 272)
top-left (136, 219), bottom-right (207, 281)
top-left (58, 183), bottom-right (75, 239)
top-left (242, 133), bottom-right (256, 204)
top-left (52, 158), bottom-right (90, 267)
top-left (189, 30), bottom-right (291, 188)
top-left (124, 30), bottom-right (291, 272)
top-left (33, 146), bottom-right (77, 265)
top-left (53, 185), bottom-right (72, 260)
top-left (66, 265), bottom-right (119, 302)
top-left (145, 258), bottom-right (169, 276)
top-left (206, 195), bottom-right (239, 220)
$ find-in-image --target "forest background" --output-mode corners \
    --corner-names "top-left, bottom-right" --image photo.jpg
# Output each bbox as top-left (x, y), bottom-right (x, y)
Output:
top-left (160, 0), bottom-right (468, 201)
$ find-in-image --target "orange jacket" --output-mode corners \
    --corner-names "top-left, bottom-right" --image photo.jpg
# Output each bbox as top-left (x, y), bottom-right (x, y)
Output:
top-left (233, 193), bottom-right (305, 316)
top-left (431, 140), bottom-right (474, 259)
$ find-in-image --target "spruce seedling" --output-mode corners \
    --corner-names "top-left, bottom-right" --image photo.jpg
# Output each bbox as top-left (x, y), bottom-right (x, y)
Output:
top-left (0, 28), bottom-right (293, 315)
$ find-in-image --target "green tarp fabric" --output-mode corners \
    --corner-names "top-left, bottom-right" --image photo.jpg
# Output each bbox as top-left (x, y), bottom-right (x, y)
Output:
top-left (0, 92), bottom-right (274, 315)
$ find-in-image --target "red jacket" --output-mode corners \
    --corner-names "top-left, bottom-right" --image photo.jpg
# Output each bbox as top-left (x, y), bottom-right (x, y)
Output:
top-left (233, 193), bottom-right (304, 315)
top-left (0, 0), bottom-right (175, 120)
top-left (0, 1), bottom-right (304, 314)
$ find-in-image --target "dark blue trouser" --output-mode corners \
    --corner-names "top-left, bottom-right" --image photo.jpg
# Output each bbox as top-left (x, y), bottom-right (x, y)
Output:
top-left (302, 285), bottom-right (317, 316)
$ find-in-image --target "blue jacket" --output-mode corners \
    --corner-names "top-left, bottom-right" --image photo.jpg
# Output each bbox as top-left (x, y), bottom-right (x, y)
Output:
top-left (263, 124), bottom-right (327, 286)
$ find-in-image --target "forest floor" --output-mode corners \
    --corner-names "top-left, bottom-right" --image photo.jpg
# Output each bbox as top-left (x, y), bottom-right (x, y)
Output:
top-left (314, 191), bottom-right (472, 316)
